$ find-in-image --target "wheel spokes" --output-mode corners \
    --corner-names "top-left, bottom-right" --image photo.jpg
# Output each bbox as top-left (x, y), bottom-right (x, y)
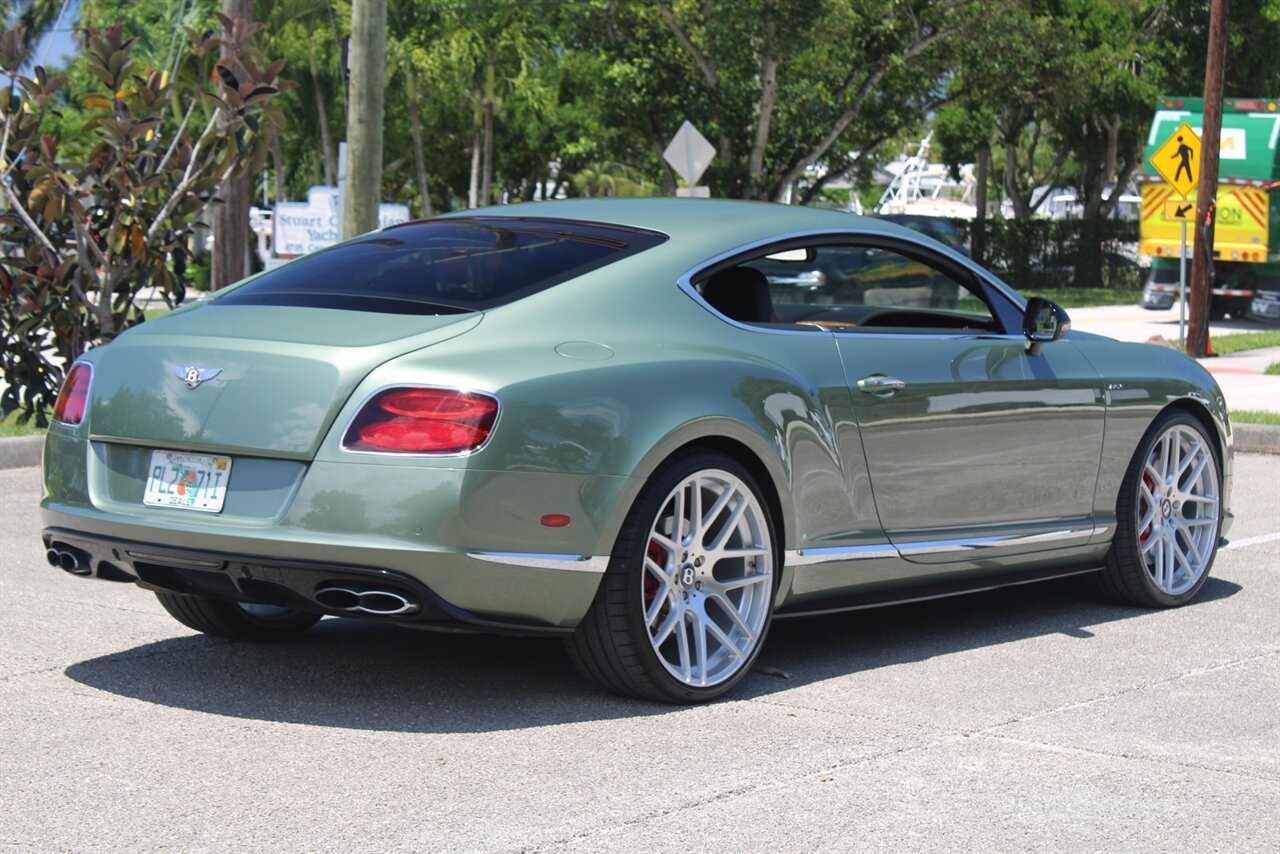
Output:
top-left (642, 468), bottom-right (773, 688)
top-left (1139, 424), bottom-right (1219, 596)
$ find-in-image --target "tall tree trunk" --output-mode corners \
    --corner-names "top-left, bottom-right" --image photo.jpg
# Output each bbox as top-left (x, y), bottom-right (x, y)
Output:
top-left (468, 122), bottom-right (481, 208)
top-left (310, 59), bottom-right (337, 186)
top-left (342, 0), bottom-right (387, 238)
top-left (405, 66), bottom-right (431, 217)
top-left (480, 59), bottom-right (495, 206)
top-left (1003, 142), bottom-right (1030, 219)
top-left (973, 142), bottom-right (989, 265)
top-left (213, 0), bottom-right (253, 289)
top-left (747, 6), bottom-right (778, 199)
top-left (1189, 0), bottom-right (1230, 356)
top-left (270, 130), bottom-right (285, 203)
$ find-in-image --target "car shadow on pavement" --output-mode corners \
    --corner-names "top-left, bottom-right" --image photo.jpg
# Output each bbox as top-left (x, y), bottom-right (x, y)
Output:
top-left (63, 574), bottom-right (1241, 733)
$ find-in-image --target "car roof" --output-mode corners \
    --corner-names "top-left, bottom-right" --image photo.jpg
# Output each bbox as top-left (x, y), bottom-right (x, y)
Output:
top-left (434, 198), bottom-right (924, 249)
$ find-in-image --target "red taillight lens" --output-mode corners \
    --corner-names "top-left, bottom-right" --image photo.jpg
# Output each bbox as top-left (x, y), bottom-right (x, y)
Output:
top-left (343, 387), bottom-right (499, 454)
top-left (52, 363), bottom-right (92, 425)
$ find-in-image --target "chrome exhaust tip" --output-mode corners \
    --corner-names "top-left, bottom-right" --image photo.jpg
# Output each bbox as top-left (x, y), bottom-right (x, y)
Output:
top-left (313, 585), bottom-right (421, 617)
top-left (56, 549), bottom-right (91, 576)
top-left (46, 548), bottom-right (61, 568)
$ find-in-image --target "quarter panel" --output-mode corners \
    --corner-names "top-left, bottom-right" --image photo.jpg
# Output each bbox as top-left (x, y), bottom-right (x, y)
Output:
top-left (1069, 335), bottom-right (1233, 537)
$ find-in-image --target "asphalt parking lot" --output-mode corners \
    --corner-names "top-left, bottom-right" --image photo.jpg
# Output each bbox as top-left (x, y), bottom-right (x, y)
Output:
top-left (2, 456), bottom-right (1277, 852)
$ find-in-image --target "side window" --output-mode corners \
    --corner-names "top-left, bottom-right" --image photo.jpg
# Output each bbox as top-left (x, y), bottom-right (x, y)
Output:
top-left (697, 242), bottom-right (999, 333)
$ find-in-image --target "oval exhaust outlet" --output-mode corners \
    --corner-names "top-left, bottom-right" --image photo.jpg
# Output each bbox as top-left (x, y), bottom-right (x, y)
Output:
top-left (355, 591), bottom-right (418, 616)
top-left (313, 585), bottom-right (421, 617)
top-left (47, 549), bottom-right (62, 568)
top-left (314, 587), bottom-right (361, 610)
top-left (57, 550), bottom-right (91, 576)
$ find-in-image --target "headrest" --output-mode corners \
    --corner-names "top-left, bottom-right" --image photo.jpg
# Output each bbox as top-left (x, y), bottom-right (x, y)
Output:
top-left (702, 266), bottom-right (773, 324)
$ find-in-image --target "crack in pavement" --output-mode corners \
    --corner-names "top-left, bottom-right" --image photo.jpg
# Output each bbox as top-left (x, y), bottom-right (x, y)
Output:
top-left (974, 731), bottom-right (1280, 783)
top-left (976, 647), bottom-right (1280, 734)
top-left (516, 732), bottom-right (966, 853)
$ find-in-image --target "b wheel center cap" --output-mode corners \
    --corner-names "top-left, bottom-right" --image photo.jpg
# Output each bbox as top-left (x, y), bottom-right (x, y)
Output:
top-left (679, 565), bottom-right (696, 588)
top-left (1161, 498), bottom-right (1173, 518)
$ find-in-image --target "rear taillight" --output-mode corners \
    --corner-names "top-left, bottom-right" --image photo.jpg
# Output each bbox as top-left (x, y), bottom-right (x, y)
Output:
top-left (52, 363), bottom-right (92, 425)
top-left (342, 387), bottom-right (499, 454)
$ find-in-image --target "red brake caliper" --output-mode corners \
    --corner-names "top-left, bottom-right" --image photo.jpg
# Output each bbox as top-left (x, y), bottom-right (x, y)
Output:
top-left (644, 540), bottom-right (665, 603)
top-left (1140, 471), bottom-right (1155, 546)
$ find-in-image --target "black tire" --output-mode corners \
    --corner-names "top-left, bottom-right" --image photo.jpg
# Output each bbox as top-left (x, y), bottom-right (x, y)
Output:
top-left (1098, 410), bottom-right (1222, 608)
top-left (155, 592), bottom-right (321, 641)
top-left (565, 450), bottom-right (780, 703)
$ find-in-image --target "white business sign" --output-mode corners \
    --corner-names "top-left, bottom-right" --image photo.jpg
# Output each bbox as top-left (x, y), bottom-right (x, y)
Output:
top-left (273, 186), bottom-right (411, 257)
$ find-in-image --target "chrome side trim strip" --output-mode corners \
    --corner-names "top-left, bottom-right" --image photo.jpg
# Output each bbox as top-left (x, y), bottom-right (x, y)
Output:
top-left (467, 551), bottom-right (609, 573)
top-left (894, 527), bottom-right (1095, 557)
top-left (786, 527), bottom-right (1098, 565)
top-left (785, 544), bottom-right (899, 567)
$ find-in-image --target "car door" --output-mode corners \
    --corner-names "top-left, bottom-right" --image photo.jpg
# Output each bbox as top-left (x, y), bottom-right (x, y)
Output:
top-left (821, 239), bottom-right (1108, 564)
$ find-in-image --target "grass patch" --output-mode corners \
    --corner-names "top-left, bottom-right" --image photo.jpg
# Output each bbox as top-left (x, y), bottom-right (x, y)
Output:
top-left (0, 408), bottom-right (48, 437)
top-left (1265, 362), bottom-right (1280, 376)
top-left (1232, 409), bottom-right (1280, 425)
top-left (1021, 287), bottom-right (1144, 308)
top-left (1207, 330), bottom-right (1280, 356)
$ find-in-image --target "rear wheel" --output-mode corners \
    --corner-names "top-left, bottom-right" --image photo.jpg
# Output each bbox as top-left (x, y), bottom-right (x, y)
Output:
top-left (155, 592), bottom-right (321, 641)
top-left (566, 451), bottom-right (779, 703)
top-left (1099, 411), bottom-right (1221, 607)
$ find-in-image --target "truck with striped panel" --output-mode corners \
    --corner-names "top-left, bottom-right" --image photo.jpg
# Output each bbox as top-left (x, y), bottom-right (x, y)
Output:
top-left (1139, 96), bottom-right (1280, 323)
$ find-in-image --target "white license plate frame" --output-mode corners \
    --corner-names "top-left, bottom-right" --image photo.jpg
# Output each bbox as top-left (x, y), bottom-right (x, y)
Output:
top-left (142, 450), bottom-right (233, 513)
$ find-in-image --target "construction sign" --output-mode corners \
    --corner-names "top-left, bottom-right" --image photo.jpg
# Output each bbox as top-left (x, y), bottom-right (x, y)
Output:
top-left (1149, 122), bottom-right (1202, 197)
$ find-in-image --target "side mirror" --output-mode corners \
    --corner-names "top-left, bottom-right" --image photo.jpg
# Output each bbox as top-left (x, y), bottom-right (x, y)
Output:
top-left (1022, 297), bottom-right (1071, 357)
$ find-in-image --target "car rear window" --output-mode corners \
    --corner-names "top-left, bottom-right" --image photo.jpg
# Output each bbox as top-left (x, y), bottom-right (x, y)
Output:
top-left (218, 217), bottom-right (667, 314)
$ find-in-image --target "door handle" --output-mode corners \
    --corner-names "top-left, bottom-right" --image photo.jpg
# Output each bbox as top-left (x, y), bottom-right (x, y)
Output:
top-left (857, 375), bottom-right (906, 396)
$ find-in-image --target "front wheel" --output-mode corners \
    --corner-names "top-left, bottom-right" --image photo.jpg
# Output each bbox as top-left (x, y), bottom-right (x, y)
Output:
top-left (1099, 411), bottom-right (1222, 607)
top-left (155, 592), bottom-right (321, 641)
top-left (566, 451), bottom-right (779, 703)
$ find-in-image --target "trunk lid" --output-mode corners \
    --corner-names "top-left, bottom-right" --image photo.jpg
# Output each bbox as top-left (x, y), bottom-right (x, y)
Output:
top-left (86, 304), bottom-right (482, 459)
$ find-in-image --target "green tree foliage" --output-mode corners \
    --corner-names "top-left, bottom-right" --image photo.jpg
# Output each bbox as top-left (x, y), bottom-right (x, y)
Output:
top-left (0, 17), bottom-right (291, 422)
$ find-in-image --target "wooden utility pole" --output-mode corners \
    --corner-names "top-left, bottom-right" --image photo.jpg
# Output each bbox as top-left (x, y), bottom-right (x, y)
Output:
top-left (342, 0), bottom-right (387, 238)
top-left (1187, 0), bottom-right (1230, 357)
top-left (212, 0), bottom-right (253, 289)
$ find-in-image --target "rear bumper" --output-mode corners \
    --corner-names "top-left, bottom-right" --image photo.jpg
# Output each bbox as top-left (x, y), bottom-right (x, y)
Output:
top-left (42, 526), bottom-right (579, 635)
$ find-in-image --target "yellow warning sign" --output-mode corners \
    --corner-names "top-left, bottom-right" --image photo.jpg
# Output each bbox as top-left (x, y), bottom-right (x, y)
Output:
top-left (1164, 199), bottom-right (1196, 222)
top-left (1150, 122), bottom-right (1201, 197)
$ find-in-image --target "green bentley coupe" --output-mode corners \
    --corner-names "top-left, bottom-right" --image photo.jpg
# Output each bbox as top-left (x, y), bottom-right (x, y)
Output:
top-left (41, 199), bottom-right (1232, 703)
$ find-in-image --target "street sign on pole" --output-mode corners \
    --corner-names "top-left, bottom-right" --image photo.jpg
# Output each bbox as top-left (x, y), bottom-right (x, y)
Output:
top-left (1163, 200), bottom-right (1196, 221)
top-left (1150, 122), bottom-right (1202, 198)
top-left (663, 120), bottom-right (715, 195)
top-left (1151, 125), bottom-right (1203, 346)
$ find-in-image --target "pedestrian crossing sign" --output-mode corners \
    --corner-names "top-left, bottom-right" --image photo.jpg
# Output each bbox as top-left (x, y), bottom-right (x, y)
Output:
top-left (1150, 122), bottom-right (1201, 198)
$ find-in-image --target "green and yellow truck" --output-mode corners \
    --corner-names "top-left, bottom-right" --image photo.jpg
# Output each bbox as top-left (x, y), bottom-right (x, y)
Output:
top-left (1140, 96), bottom-right (1280, 322)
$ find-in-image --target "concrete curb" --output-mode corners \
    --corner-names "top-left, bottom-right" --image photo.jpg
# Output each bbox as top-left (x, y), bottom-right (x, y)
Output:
top-left (0, 435), bottom-right (44, 470)
top-left (1235, 423), bottom-right (1280, 455)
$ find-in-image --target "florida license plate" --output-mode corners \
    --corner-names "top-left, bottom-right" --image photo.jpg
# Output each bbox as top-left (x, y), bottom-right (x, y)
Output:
top-left (143, 450), bottom-right (232, 513)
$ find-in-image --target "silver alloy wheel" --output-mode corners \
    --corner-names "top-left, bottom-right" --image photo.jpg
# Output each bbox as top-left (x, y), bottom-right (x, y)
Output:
top-left (642, 469), bottom-right (773, 687)
top-left (1137, 423), bottom-right (1220, 596)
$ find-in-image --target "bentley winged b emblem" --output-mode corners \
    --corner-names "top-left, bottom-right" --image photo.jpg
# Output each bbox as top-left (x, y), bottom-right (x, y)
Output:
top-left (175, 365), bottom-right (223, 389)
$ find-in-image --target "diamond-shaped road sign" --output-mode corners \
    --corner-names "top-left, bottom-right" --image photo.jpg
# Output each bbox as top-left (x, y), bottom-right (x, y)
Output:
top-left (1150, 122), bottom-right (1201, 198)
top-left (663, 120), bottom-right (715, 187)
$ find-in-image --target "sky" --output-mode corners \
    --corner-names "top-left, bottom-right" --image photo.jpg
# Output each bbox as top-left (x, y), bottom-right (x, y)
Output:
top-left (8, 0), bottom-right (81, 70)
